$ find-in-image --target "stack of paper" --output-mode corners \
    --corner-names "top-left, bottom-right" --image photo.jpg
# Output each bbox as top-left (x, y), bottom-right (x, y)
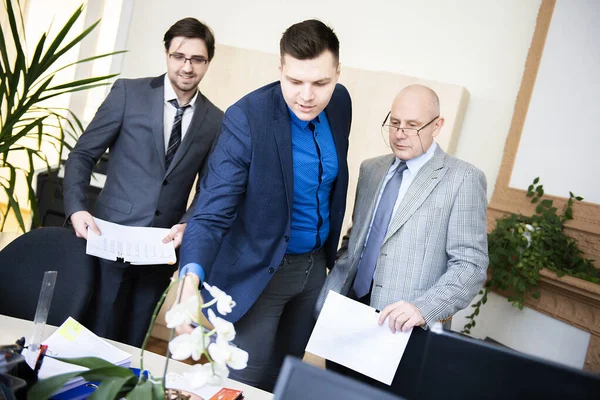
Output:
top-left (86, 217), bottom-right (176, 265)
top-left (26, 317), bottom-right (132, 395)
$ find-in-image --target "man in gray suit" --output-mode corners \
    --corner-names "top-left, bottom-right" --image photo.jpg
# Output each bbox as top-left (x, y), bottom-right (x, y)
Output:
top-left (63, 18), bottom-right (223, 346)
top-left (317, 84), bottom-right (488, 334)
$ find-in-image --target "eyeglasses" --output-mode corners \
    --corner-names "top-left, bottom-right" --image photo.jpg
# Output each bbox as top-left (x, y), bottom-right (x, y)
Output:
top-left (381, 112), bottom-right (439, 136)
top-left (168, 53), bottom-right (209, 66)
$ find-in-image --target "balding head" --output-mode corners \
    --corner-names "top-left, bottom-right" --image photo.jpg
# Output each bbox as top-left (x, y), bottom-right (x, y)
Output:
top-left (393, 84), bottom-right (440, 118)
top-left (386, 84), bottom-right (444, 161)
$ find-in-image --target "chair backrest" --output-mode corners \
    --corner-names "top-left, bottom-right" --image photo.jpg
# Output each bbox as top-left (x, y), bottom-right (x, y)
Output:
top-left (0, 227), bottom-right (97, 326)
top-left (273, 357), bottom-right (405, 400)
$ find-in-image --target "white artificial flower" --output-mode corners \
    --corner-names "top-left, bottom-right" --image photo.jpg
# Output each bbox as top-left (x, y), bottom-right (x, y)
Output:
top-left (522, 224), bottom-right (540, 248)
top-left (525, 224), bottom-right (534, 232)
top-left (207, 309), bottom-right (236, 342)
top-left (208, 362), bottom-right (229, 386)
top-left (183, 362), bottom-right (229, 389)
top-left (208, 338), bottom-right (249, 370)
top-left (168, 327), bottom-right (209, 361)
top-left (165, 295), bottom-right (200, 328)
top-left (203, 283), bottom-right (237, 315)
top-left (522, 231), bottom-right (532, 248)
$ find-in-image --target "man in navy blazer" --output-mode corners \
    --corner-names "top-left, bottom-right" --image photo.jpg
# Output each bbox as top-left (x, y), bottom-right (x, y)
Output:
top-left (176, 20), bottom-right (352, 391)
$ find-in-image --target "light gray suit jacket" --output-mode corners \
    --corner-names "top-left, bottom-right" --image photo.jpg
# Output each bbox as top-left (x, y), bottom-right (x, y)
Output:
top-left (316, 146), bottom-right (489, 325)
top-left (64, 75), bottom-right (223, 229)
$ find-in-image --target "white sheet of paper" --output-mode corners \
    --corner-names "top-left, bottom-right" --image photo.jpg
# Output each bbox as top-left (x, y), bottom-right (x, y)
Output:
top-left (305, 291), bottom-right (412, 385)
top-left (86, 217), bottom-right (176, 265)
top-left (24, 317), bottom-right (132, 394)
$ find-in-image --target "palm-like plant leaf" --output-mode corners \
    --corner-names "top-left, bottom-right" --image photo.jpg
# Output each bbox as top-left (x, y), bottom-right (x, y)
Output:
top-left (0, 0), bottom-right (125, 232)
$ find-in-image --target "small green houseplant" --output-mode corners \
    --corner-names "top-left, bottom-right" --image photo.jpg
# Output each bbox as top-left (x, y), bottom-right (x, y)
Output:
top-left (462, 178), bottom-right (600, 334)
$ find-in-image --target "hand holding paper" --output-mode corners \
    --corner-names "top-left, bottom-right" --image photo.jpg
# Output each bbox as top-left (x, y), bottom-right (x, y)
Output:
top-left (162, 222), bottom-right (187, 249)
top-left (70, 211), bottom-right (100, 239)
top-left (86, 217), bottom-right (176, 265)
top-left (378, 300), bottom-right (425, 333)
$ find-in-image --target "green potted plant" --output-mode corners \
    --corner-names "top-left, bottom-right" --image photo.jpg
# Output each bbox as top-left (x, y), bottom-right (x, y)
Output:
top-left (0, 0), bottom-right (123, 232)
top-left (462, 178), bottom-right (600, 334)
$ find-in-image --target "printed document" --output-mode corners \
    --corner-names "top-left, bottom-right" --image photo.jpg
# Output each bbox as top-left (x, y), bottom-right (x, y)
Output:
top-left (25, 317), bottom-right (131, 394)
top-left (86, 217), bottom-right (176, 265)
top-left (305, 291), bottom-right (412, 385)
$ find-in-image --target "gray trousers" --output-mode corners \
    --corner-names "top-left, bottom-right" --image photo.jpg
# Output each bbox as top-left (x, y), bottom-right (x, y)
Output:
top-left (228, 248), bottom-right (326, 392)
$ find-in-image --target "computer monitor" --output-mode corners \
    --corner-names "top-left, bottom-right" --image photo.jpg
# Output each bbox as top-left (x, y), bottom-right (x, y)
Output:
top-left (273, 357), bottom-right (405, 400)
top-left (364, 326), bottom-right (600, 400)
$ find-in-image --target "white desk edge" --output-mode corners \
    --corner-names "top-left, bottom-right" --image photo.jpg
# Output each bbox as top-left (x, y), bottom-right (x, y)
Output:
top-left (0, 314), bottom-right (272, 399)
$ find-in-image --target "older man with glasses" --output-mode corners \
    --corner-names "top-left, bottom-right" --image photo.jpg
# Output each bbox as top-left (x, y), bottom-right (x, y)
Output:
top-left (63, 17), bottom-right (223, 347)
top-left (317, 83), bottom-right (489, 390)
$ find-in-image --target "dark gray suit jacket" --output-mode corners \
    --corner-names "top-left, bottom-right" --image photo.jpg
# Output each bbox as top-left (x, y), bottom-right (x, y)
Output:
top-left (64, 75), bottom-right (223, 229)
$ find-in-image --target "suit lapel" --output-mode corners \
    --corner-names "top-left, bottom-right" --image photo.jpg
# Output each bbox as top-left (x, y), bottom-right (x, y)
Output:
top-left (383, 146), bottom-right (448, 243)
top-left (165, 92), bottom-right (209, 176)
top-left (271, 88), bottom-right (294, 216)
top-left (150, 76), bottom-right (166, 174)
top-left (324, 101), bottom-right (348, 187)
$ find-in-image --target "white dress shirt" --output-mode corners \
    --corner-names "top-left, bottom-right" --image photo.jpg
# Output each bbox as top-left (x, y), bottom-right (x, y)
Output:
top-left (162, 75), bottom-right (199, 152)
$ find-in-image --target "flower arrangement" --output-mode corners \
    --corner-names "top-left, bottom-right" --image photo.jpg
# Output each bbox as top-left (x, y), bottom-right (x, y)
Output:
top-left (29, 278), bottom-right (248, 399)
top-left (462, 178), bottom-right (600, 334)
top-left (164, 283), bottom-right (248, 389)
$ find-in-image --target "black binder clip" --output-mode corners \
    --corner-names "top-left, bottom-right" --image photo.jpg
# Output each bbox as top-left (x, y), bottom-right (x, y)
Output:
top-left (116, 252), bottom-right (127, 264)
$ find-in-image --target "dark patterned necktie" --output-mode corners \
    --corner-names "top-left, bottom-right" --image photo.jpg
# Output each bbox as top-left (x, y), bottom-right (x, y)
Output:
top-left (353, 161), bottom-right (409, 298)
top-left (165, 99), bottom-right (190, 170)
top-left (308, 120), bottom-right (324, 249)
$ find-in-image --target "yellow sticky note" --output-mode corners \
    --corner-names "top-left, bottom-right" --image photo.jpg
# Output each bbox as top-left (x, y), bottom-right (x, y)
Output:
top-left (57, 318), bottom-right (83, 341)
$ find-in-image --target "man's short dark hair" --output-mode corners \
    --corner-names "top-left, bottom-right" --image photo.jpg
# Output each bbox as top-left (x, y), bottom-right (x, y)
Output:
top-left (163, 18), bottom-right (216, 61)
top-left (280, 19), bottom-right (339, 64)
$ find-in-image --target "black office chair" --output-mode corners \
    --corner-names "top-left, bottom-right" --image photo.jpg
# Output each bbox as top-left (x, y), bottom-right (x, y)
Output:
top-left (0, 227), bottom-right (97, 326)
top-left (273, 357), bottom-right (405, 400)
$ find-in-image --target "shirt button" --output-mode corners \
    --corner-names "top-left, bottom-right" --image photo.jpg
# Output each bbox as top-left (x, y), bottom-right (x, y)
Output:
top-left (155, 210), bottom-right (161, 216)
top-left (268, 267), bottom-right (275, 274)
top-left (284, 236), bottom-right (290, 242)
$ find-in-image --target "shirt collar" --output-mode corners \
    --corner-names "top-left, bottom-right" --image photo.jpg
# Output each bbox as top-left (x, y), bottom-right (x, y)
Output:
top-left (164, 74), bottom-right (198, 109)
top-left (288, 107), bottom-right (321, 130)
top-left (392, 141), bottom-right (438, 174)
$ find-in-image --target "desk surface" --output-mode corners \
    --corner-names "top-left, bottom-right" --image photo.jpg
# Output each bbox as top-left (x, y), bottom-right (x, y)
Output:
top-left (0, 314), bottom-right (272, 399)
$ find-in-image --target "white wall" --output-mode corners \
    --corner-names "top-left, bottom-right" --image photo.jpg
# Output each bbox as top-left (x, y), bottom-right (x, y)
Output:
top-left (510, 0), bottom-right (600, 203)
top-left (451, 1), bottom-right (599, 370)
top-left (451, 292), bottom-right (591, 369)
top-left (120, 0), bottom-right (543, 198)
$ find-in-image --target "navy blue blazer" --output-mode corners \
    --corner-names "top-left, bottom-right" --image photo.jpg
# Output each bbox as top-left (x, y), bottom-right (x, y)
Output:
top-left (180, 81), bottom-right (352, 322)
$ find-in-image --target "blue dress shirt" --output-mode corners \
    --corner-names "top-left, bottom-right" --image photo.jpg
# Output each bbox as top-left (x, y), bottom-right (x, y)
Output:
top-left (287, 109), bottom-right (338, 254)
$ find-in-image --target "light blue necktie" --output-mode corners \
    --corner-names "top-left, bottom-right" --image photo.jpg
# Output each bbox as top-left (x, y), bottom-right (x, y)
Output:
top-left (353, 162), bottom-right (408, 298)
